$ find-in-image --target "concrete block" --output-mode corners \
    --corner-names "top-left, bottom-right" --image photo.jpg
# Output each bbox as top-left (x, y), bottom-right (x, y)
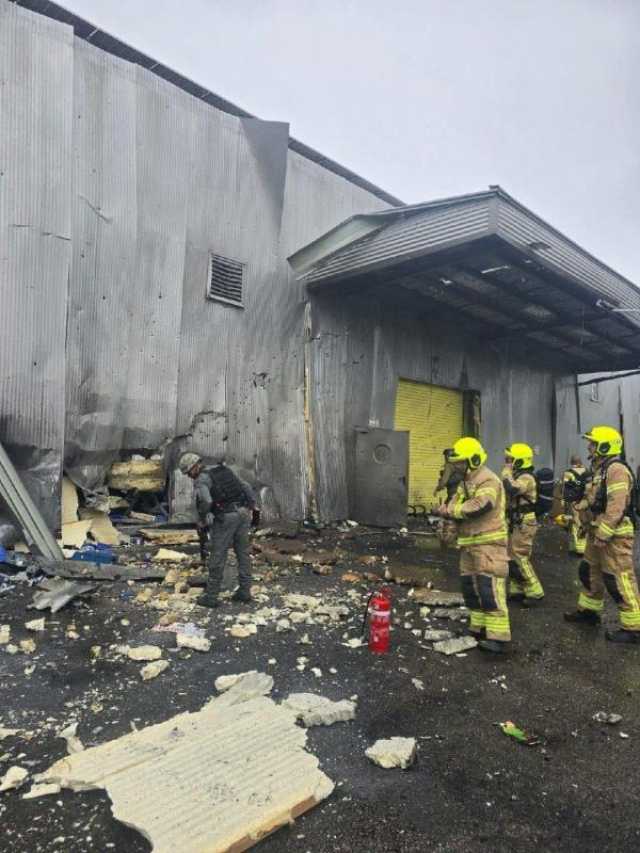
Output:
top-left (365, 737), bottom-right (417, 769)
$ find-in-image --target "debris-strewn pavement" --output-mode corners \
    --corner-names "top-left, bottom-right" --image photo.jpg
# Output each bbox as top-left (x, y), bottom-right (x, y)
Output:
top-left (1, 523), bottom-right (639, 852)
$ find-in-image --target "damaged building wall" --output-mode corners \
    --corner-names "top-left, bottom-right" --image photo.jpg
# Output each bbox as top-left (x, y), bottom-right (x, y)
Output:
top-left (0, 0), bottom-right (389, 525)
top-left (308, 290), bottom-right (558, 521)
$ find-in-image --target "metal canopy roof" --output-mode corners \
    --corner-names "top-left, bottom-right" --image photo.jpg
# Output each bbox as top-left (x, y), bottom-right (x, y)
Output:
top-left (289, 188), bottom-right (640, 373)
top-left (15, 0), bottom-right (403, 207)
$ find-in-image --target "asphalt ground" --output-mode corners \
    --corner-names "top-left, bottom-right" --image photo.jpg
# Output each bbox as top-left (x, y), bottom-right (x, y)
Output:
top-left (1, 525), bottom-right (639, 853)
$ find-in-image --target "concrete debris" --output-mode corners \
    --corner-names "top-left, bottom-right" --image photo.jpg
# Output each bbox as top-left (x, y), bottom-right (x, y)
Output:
top-left (410, 589), bottom-right (465, 607)
top-left (0, 625), bottom-right (10, 645)
top-left (30, 578), bottom-right (96, 613)
top-left (153, 548), bottom-right (190, 563)
top-left (341, 572), bottom-right (360, 583)
top-left (283, 694), bottom-right (357, 727)
top-left (311, 667), bottom-right (323, 678)
top-left (0, 726), bottom-right (20, 741)
top-left (412, 678), bottom-right (425, 691)
top-left (593, 712), bottom-right (623, 725)
top-left (79, 508), bottom-right (121, 546)
top-left (298, 633), bottom-right (312, 645)
top-left (276, 619), bottom-right (292, 632)
top-left (433, 608), bottom-right (469, 622)
top-left (342, 637), bottom-right (365, 649)
top-left (59, 722), bottom-right (84, 754)
top-left (35, 673), bottom-right (331, 851)
top-left (5, 644), bottom-right (19, 655)
top-left (433, 636), bottom-right (478, 655)
top-left (229, 624), bottom-right (257, 639)
top-left (22, 782), bottom-right (61, 800)
top-left (25, 618), bottom-right (45, 632)
top-left (141, 660), bottom-right (170, 681)
top-left (140, 529), bottom-right (199, 545)
top-left (619, 732), bottom-right (630, 739)
top-left (59, 520), bottom-right (93, 549)
top-left (176, 633), bottom-right (211, 652)
top-left (41, 561), bottom-right (165, 582)
top-left (283, 594), bottom-right (320, 611)
top-left (423, 629), bottom-right (455, 642)
top-left (365, 737), bottom-right (417, 770)
top-left (419, 607), bottom-right (431, 617)
top-left (0, 766), bottom-right (29, 793)
top-left (127, 645), bottom-right (163, 662)
top-left (19, 639), bottom-right (36, 654)
top-left (214, 672), bottom-right (257, 693)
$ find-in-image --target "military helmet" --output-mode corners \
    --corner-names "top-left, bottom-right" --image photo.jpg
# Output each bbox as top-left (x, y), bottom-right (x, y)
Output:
top-left (582, 426), bottom-right (622, 457)
top-left (178, 452), bottom-right (202, 475)
top-left (505, 442), bottom-right (534, 470)
top-left (448, 437), bottom-right (487, 470)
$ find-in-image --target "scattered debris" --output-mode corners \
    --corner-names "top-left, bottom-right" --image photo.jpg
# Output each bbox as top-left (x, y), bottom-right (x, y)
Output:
top-left (59, 520), bottom-right (93, 549)
top-left (22, 782), bottom-right (61, 800)
top-left (0, 766), bottom-right (29, 793)
top-left (215, 671), bottom-right (257, 693)
top-left (140, 529), bottom-right (199, 545)
top-left (410, 589), bottom-right (465, 607)
top-left (0, 725), bottom-right (20, 741)
top-left (0, 625), bottom-right (10, 645)
top-left (592, 712), bottom-right (623, 725)
top-left (141, 660), bottom-right (170, 681)
top-left (30, 579), bottom-right (96, 613)
top-left (365, 737), bottom-right (417, 770)
top-left (341, 572), bottom-right (360, 583)
top-left (108, 459), bottom-right (164, 492)
top-left (311, 667), bottom-right (323, 678)
top-left (59, 722), bottom-right (84, 755)
top-left (153, 548), bottom-right (190, 563)
top-left (283, 694), bottom-right (357, 727)
top-left (127, 646), bottom-right (163, 662)
top-left (432, 607), bottom-right (468, 622)
top-left (342, 637), bottom-right (364, 649)
top-left (34, 674), bottom-right (332, 851)
top-left (229, 625), bottom-right (257, 639)
top-left (423, 629), bottom-right (455, 642)
top-left (25, 618), bottom-right (45, 632)
top-left (433, 636), bottom-right (478, 655)
top-left (499, 721), bottom-right (541, 747)
top-left (176, 633), bottom-right (211, 652)
top-left (411, 678), bottom-right (425, 691)
top-left (19, 639), bottom-right (36, 654)
top-left (619, 732), bottom-right (630, 739)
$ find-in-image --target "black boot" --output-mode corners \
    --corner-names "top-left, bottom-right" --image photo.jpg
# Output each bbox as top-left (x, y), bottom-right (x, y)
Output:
top-left (231, 589), bottom-right (252, 603)
top-left (508, 592), bottom-right (525, 603)
top-left (605, 629), bottom-right (640, 645)
top-left (196, 593), bottom-right (219, 609)
top-left (564, 609), bottom-right (600, 624)
top-left (522, 597), bottom-right (544, 608)
top-left (478, 639), bottom-right (507, 654)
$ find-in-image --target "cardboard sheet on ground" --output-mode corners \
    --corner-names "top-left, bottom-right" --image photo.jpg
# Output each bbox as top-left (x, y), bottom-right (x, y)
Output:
top-left (34, 673), bottom-right (334, 852)
top-left (80, 509), bottom-right (120, 546)
top-left (59, 520), bottom-right (93, 549)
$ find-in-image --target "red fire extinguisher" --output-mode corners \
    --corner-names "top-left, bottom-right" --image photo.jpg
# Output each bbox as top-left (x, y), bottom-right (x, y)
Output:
top-left (366, 586), bottom-right (392, 654)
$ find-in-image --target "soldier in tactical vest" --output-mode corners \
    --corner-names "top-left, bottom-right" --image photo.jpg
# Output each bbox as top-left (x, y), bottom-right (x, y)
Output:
top-left (179, 453), bottom-right (258, 608)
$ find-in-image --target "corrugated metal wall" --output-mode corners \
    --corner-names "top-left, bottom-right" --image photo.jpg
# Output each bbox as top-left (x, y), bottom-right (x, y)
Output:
top-left (0, 1), bottom-right (389, 524)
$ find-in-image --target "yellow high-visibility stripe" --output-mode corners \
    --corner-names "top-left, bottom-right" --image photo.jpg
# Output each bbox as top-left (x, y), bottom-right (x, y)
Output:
top-left (620, 574), bottom-right (640, 611)
top-left (607, 482), bottom-right (628, 495)
top-left (458, 528), bottom-right (507, 546)
top-left (578, 592), bottom-right (604, 612)
top-left (521, 512), bottom-right (537, 523)
top-left (475, 487), bottom-right (497, 498)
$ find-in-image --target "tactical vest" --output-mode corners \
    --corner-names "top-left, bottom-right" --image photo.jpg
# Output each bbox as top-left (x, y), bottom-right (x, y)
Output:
top-left (205, 465), bottom-right (246, 508)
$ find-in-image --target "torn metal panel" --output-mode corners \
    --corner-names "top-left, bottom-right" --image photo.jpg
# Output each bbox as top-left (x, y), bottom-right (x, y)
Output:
top-left (35, 676), bottom-right (334, 852)
top-left (0, 440), bottom-right (64, 562)
top-left (31, 578), bottom-right (96, 613)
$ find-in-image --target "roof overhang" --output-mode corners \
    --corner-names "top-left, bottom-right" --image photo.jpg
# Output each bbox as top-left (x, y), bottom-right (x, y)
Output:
top-left (289, 188), bottom-right (640, 373)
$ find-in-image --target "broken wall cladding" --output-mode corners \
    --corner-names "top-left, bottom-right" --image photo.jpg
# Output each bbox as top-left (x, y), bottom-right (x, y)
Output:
top-left (309, 289), bottom-right (559, 521)
top-left (0, 4), bottom-right (74, 525)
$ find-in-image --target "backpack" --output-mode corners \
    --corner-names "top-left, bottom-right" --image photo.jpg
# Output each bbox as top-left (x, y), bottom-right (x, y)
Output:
top-left (533, 468), bottom-right (555, 519)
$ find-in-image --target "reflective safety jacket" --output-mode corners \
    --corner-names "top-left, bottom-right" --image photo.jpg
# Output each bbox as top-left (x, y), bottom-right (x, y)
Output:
top-left (503, 469), bottom-right (537, 525)
top-left (578, 458), bottom-right (634, 542)
top-left (446, 465), bottom-right (508, 547)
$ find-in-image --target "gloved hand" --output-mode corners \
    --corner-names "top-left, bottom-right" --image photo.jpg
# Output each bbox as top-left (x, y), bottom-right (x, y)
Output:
top-left (251, 509), bottom-right (261, 528)
top-left (205, 512), bottom-right (215, 527)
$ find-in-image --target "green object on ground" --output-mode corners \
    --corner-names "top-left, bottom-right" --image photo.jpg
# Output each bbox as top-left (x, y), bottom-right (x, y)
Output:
top-left (499, 720), bottom-right (541, 746)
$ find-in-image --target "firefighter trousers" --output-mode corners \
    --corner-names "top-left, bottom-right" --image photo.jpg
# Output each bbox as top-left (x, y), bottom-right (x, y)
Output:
top-left (568, 508), bottom-right (586, 555)
top-left (508, 522), bottom-right (544, 600)
top-left (459, 544), bottom-right (511, 642)
top-left (576, 536), bottom-right (640, 631)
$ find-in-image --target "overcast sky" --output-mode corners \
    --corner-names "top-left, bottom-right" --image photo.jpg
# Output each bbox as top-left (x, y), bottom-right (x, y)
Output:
top-left (65, 0), bottom-right (640, 282)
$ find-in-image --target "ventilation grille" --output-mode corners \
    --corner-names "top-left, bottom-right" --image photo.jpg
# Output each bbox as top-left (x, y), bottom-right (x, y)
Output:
top-left (207, 253), bottom-right (244, 306)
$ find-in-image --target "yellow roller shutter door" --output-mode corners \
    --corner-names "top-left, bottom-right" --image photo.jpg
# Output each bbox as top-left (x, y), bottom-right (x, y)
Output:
top-left (394, 380), bottom-right (463, 507)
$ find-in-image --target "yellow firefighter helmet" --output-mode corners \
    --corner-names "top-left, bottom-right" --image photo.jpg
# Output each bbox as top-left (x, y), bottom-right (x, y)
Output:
top-left (449, 437), bottom-right (487, 470)
top-left (582, 426), bottom-right (623, 457)
top-left (505, 442), bottom-right (534, 470)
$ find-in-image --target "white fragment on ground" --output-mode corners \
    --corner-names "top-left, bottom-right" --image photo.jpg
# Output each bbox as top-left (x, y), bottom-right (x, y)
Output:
top-left (311, 667), bottom-right (322, 679)
top-left (19, 639), bottom-right (36, 654)
top-left (423, 629), bottom-right (455, 642)
top-left (283, 594), bottom-right (320, 611)
top-left (365, 737), bottom-right (417, 770)
top-left (127, 645), bottom-right (163, 662)
top-left (298, 634), bottom-right (312, 645)
top-left (141, 660), bottom-right (170, 681)
top-left (214, 672), bottom-right (257, 693)
top-left (4, 644), bottom-right (19, 655)
top-left (433, 636), bottom-right (478, 655)
top-left (283, 694), bottom-right (357, 727)
top-left (0, 625), bottom-right (10, 645)
top-left (176, 633), bottom-right (211, 652)
top-left (410, 589), bottom-right (465, 607)
top-left (619, 732), bottom-right (630, 739)
top-left (592, 712), bottom-right (622, 725)
top-left (276, 619), bottom-right (292, 632)
top-left (59, 723), bottom-right (84, 755)
top-left (0, 766), bottom-right (29, 792)
top-left (229, 624), bottom-right (257, 639)
top-left (25, 618), bottom-right (45, 632)
top-left (341, 637), bottom-right (364, 649)
top-left (152, 548), bottom-right (190, 562)
top-left (0, 726), bottom-right (20, 741)
top-left (34, 673), bottom-right (331, 852)
top-left (22, 783), bottom-right (61, 800)
top-left (411, 678), bottom-right (424, 691)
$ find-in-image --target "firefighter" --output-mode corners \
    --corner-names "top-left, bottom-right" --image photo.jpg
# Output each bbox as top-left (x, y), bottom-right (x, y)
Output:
top-left (434, 437), bottom-right (511, 653)
top-left (502, 443), bottom-right (544, 606)
top-left (563, 455), bottom-right (587, 555)
top-left (178, 452), bottom-right (258, 609)
top-left (564, 426), bottom-right (640, 644)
